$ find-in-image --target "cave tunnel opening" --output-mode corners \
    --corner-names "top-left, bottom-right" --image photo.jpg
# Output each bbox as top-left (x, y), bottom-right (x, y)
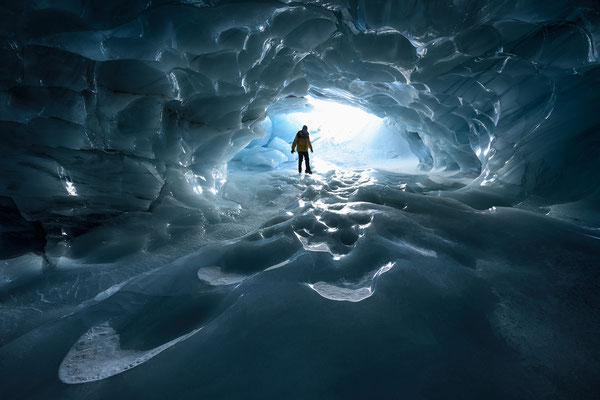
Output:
top-left (1, 1), bottom-right (600, 399)
top-left (228, 93), bottom-right (420, 174)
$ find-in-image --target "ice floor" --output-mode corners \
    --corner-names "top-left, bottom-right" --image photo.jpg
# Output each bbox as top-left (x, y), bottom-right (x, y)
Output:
top-left (1, 162), bottom-right (599, 399)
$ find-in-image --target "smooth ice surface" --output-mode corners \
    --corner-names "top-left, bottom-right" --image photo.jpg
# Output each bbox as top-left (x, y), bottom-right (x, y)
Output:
top-left (1, 1), bottom-right (600, 399)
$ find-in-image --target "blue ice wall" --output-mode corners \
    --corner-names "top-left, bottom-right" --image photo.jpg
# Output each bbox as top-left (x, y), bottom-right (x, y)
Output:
top-left (1, 1), bottom-right (599, 239)
top-left (0, 0), bottom-right (597, 266)
top-left (0, 0), bottom-right (598, 263)
top-left (1, 2), bottom-right (600, 399)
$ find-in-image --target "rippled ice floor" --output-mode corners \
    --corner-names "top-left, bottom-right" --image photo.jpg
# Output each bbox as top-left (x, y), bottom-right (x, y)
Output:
top-left (1, 165), bottom-right (599, 399)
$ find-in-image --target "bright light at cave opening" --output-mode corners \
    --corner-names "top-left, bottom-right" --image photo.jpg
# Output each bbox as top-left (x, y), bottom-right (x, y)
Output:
top-left (278, 95), bottom-right (419, 172)
top-left (288, 96), bottom-right (383, 143)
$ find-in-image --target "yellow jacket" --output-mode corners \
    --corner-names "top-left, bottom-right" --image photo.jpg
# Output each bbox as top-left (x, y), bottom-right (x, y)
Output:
top-left (291, 131), bottom-right (313, 152)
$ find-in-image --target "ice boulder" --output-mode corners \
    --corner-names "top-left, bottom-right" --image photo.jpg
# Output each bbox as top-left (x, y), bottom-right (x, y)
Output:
top-left (234, 147), bottom-right (288, 169)
top-left (267, 137), bottom-right (294, 161)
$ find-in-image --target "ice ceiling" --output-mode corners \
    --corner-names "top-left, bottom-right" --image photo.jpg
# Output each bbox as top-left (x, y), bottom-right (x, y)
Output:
top-left (1, 1), bottom-right (600, 399)
top-left (2, 0), bottom-right (599, 242)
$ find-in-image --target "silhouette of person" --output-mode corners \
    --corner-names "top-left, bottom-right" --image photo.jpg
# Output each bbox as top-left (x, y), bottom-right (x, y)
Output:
top-left (291, 125), bottom-right (313, 174)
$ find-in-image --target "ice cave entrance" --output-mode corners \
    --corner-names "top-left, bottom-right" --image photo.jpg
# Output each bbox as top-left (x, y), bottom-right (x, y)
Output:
top-left (232, 96), bottom-right (419, 173)
top-left (288, 95), bottom-right (381, 144)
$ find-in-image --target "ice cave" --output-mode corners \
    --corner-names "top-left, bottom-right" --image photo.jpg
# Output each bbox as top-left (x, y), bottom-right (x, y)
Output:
top-left (1, 1), bottom-right (599, 398)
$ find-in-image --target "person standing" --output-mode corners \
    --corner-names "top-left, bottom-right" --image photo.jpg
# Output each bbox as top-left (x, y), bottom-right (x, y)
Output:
top-left (291, 125), bottom-right (313, 174)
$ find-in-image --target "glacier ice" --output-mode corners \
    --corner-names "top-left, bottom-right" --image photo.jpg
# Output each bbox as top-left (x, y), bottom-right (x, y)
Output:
top-left (1, 0), bottom-right (600, 399)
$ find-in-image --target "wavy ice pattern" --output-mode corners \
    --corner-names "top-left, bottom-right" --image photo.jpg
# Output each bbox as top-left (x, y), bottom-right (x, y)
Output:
top-left (1, 0), bottom-right (599, 259)
top-left (1, 167), bottom-right (599, 399)
top-left (1, 1), bottom-right (600, 399)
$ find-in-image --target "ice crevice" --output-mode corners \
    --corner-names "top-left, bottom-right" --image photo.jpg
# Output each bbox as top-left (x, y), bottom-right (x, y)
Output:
top-left (1, 1), bottom-right (600, 399)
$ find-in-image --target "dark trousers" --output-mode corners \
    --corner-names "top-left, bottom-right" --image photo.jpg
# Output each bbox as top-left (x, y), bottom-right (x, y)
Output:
top-left (298, 151), bottom-right (311, 173)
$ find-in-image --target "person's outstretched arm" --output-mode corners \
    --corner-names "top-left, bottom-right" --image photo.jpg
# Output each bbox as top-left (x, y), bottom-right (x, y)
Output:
top-left (291, 136), bottom-right (297, 153)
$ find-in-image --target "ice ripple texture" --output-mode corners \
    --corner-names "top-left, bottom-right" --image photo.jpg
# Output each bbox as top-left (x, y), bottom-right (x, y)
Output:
top-left (1, 0), bottom-right (599, 252)
top-left (1, 169), bottom-right (597, 399)
top-left (1, 0), bottom-right (600, 399)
